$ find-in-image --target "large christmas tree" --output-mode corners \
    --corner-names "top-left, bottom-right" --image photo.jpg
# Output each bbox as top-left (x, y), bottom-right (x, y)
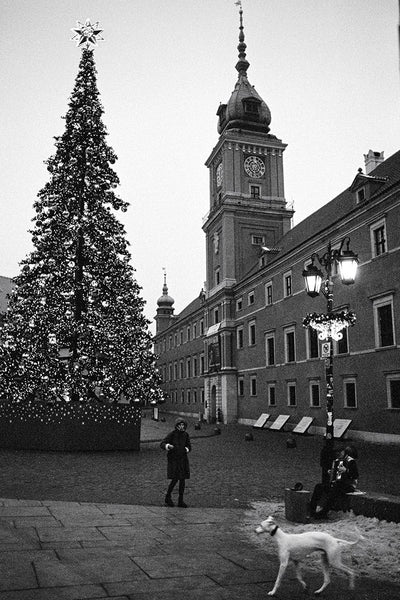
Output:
top-left (0, 33), bottom-right (161, 405)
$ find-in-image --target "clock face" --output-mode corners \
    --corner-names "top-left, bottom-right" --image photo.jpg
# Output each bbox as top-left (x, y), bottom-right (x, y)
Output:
top-left (244, 156), bottom-right (265, 178)
top-left (216, 163), bottom-right (223, 187)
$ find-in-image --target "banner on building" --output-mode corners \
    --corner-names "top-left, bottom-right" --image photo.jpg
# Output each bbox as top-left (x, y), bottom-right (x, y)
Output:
top-left (208, 337), bottom-right (221, 373)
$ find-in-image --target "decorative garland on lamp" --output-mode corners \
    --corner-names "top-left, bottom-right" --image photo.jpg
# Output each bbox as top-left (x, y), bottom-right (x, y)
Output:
top-left (302, 310), bottom-right (356, 341)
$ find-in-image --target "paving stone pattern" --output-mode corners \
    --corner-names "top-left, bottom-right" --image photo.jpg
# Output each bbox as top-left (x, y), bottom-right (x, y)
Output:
top-left (0, 414), bottom-right (399, 508)
top-left (0, 499), bottom-right (399, 599)
top-left (0, 414), bottom-right (398, 598)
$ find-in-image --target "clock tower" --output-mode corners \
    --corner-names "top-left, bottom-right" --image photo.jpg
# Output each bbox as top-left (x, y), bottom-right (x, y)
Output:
top-left (203, 6), bottom-right (293, 295)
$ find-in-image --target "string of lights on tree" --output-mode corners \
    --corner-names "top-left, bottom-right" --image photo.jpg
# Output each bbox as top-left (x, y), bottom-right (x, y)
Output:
top-left (0, 21), bottom-right (162, 406)
top-left (0, 400), bottom-right (140, 426)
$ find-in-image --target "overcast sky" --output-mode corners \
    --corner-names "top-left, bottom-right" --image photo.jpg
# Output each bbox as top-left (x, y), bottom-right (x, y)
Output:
top-left (1, 0), bottom-right (399, 332)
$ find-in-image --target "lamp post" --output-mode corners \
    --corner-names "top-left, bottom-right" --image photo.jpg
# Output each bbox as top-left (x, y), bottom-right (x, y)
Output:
top-left (302, 237), bottom-right (358, 470)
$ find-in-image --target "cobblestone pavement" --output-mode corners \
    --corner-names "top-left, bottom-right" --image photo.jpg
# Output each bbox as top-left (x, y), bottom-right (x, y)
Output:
top-left (0, 499), bottom-right (398, 600)
top-left (0, 412), bottom-right (399, 508)
top-left (0, 413), bottom-right (399, 599)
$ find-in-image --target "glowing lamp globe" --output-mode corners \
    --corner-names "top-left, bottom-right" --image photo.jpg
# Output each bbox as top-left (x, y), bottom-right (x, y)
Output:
top-left (338, 250), bottom-right (358, 285)
top-left (302, 263), bottom-right (323, 298)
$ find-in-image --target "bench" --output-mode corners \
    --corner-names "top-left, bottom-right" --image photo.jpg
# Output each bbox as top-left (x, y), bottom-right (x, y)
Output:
top-left (285, 488), bottom-right (400, 524)
top-left (347, 491), bottom-right (400, 523)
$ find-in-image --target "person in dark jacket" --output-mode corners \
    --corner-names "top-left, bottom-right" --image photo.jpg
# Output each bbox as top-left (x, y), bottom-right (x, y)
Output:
top-left (160, 418), bottom-right (191, 507)
top-left (310, 447), bottom-right (345, 516)
top-left (315, 445), bottom-right (359, 519)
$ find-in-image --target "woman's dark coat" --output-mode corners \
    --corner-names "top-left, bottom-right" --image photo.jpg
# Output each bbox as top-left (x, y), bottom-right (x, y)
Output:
top-left (160, 429), bottom-right (191, 480)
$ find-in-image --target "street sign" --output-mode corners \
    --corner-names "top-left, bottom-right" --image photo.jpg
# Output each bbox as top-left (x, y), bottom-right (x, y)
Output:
top-left (321, 342), bottom-right (331, 358)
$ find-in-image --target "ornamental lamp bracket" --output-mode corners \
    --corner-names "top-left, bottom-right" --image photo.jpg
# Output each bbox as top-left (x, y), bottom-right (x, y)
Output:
top-left (302, 310), bottom-right (357, 341)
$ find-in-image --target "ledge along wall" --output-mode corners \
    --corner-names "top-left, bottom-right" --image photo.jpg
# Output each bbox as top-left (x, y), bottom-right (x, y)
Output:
top-left (0, 400), bottom-right (141, 451)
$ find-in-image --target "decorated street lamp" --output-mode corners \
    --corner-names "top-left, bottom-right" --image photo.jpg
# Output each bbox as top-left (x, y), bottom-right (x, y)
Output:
top-left (303, 261), bottom-right (323, 298)
top-left (337, 242), bottom-right (359, 285)
top-left (303, 238), bottom-right (358, 298)
top-left (302, 237), bottom-right (358, 477)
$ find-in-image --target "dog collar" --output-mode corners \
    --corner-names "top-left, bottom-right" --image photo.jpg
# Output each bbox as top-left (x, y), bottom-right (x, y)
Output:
top-left (270, 525), bottom-right (279, 536)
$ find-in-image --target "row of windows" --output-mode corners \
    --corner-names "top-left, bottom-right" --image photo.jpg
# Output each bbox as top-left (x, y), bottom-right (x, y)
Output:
top-left (157, 219), bottom-right (392, 352)
top-left (159, 295), bottom-right (395, 380)
top-left (235, 271), bottom-right (294, 312)
top-left (158, 319), bottom-right (205, 353)
top-left (168, 388), bottom-right (205, 405)
top-left (237, 295), bottom-right (396, 359)
top-left (237, 373), bottom-right (400, 410)
top-left (235, 217), bottom-right (390, 313)
top-left (160, 354), bottom-right (205, 382)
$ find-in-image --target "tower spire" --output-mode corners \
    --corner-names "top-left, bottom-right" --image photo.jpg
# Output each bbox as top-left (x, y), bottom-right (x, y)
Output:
top-left (162, 267), bottom-right (169, 296)
top-left (216, 1), bottom-right (271, 134)
top-left (235, 2), bottom-right (250, 76)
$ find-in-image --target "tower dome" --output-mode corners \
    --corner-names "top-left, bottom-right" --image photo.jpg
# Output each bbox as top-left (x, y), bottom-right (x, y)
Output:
top-left (155, 271), bottom-right (175, 334)
top-left (217, 6), bottom-right (271, 135)
top-left (157, 272), bottom-right (175, 308)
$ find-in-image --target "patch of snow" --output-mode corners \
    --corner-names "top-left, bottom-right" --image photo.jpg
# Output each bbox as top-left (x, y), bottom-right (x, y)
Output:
top-left (244, 501), bottom-right (400, 584)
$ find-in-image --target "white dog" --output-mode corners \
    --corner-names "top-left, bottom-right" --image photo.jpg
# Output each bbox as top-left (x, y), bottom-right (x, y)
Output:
top-left (255, 516), bottom-right (362, 596)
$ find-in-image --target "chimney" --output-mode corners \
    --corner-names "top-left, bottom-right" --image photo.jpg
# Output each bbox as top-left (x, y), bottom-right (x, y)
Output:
top-left (364, 150), bottom-right (384, 174)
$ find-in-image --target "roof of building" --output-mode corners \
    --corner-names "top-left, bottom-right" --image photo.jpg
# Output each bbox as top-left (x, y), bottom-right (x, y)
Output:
top-left (271, 149), bottom-right (400, 262)
top-left (155, 149), bottom-right (399, 333)
top-left (175, 294), bottom-right (205, 322)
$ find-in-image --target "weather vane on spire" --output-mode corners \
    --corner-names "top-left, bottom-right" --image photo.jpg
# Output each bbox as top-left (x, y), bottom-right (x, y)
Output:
top-left (235, 0), bottom-right (248, 75)
top-left (71, 19), bottom-right (104, 48)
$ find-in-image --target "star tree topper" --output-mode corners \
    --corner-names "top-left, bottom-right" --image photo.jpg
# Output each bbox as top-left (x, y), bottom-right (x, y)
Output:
top-left (71, 19), bottom-right (104, 48)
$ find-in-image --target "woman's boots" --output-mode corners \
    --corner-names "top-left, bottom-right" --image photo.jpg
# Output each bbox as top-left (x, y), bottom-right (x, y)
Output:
top-left (178, 495), bottom-right (187, 508)
top-left (164, 494), bottom-right (174, 507)
top-left (164, 479), bottom-right (188, 507)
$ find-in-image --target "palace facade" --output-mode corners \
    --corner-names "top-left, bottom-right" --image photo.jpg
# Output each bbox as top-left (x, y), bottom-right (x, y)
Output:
top-left (153, 10), bottom-right (400, 443)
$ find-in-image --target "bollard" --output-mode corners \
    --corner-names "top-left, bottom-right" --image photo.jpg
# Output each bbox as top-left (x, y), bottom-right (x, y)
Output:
top-left (214, 427), bottom-right (221, 435)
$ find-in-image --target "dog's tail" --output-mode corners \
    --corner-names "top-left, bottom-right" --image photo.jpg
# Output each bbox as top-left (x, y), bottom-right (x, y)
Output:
top-left (335, 526), bottom-right (365, 546)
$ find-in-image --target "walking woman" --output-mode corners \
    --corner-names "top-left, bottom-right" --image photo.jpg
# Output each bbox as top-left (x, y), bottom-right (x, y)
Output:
top-left (160, 418), bottom-right (191, 507)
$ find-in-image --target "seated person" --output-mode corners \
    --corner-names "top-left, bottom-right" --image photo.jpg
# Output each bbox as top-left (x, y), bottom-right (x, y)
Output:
top-left (310, 447), bottom-right (345, 517)
top-left (315, 445), bottom-right (359, 519)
